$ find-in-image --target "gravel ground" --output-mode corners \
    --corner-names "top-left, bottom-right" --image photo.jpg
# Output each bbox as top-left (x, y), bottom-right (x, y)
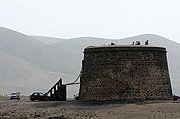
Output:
top-left (0, 96), bottom-right (180, 119)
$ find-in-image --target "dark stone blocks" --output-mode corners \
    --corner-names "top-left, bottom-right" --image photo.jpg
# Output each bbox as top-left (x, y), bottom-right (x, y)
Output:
top-left (79, 45), bottom-right (172, 101)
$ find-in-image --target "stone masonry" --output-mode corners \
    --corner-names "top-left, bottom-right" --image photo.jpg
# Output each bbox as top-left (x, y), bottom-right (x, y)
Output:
top-left (79, 45), bottom-right (172, 101)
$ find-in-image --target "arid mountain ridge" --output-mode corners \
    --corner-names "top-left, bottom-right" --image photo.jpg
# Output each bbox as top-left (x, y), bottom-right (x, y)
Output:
top-left (0, 27), bottom-right (179, 97)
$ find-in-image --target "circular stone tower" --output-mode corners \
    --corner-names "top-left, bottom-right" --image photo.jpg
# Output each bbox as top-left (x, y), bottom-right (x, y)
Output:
top-left (79, 45), bottom-right (172, 101)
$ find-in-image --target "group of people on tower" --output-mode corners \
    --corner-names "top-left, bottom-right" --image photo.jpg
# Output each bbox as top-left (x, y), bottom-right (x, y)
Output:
top-left (132, 40), bottom-right (149, 45)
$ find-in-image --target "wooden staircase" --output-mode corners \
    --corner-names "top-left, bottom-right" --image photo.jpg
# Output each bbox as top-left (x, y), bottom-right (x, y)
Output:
top-left (46, 78), bottom-right (66, 101)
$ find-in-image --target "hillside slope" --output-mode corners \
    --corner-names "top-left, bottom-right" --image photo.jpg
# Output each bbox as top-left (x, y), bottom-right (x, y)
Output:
top-left (0, 27), bottom-right (179, 96)
top-left (0, 27), bottom-right (80, 96)
top-left (31, 36), bottom-right (65, 44)
top-left (0, 27), bottom-right (81, 75)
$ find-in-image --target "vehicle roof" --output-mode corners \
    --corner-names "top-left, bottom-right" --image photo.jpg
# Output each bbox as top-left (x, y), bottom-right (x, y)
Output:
top-left (10, 92), bottom-right (20, 94)
top-left (31, 92), bottom-right (44, 94)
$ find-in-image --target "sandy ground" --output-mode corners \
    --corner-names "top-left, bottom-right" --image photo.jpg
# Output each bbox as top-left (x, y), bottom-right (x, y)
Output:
top-left (0, 96), bottom-right (180, 119)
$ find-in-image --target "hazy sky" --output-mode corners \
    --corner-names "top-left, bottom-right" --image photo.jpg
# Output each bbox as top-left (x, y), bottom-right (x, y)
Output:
top-left (0, 0), bottom-right (180, 43)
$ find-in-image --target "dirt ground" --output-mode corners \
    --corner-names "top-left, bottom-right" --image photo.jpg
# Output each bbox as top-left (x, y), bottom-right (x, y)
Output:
top-left (0, 96), bottom-right (180, 119)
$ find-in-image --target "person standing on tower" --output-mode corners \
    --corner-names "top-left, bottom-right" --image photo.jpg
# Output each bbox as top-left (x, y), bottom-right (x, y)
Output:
top-left (145, 40), bottom-right (149, 45)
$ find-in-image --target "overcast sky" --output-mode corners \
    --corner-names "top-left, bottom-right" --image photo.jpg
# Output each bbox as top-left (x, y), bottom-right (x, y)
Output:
top-left (0, 0), bottom-right (180, 43)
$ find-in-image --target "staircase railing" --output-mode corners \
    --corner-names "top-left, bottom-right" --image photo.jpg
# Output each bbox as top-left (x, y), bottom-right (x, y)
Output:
top-left (45, 69), bottom-right (82, 101)
top-left (46, 78), bottom-right (66, 101)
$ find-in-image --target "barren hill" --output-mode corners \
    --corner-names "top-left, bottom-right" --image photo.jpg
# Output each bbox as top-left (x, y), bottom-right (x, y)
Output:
top-left (0, 27), bottom-right (179, 97)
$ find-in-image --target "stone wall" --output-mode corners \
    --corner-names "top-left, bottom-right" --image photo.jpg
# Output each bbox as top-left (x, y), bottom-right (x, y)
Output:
top-left (79, 45), bottom-right (172, 101)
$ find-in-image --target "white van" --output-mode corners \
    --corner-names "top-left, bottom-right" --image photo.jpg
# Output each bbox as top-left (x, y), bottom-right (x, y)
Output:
top-left (10, 92), bottom-right (20, 100)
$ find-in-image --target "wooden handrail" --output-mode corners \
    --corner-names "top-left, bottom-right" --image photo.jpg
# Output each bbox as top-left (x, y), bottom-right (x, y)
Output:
top-left (65, 82), bottom-right (80, 85)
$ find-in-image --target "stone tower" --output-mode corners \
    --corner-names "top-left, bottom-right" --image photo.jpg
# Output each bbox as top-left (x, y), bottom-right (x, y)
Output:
top-left (79, 45), bottom-right (172, 101)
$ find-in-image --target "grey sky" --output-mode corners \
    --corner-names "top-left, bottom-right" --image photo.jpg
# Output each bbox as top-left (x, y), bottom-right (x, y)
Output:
top-left (0, 0), bottom-right (180, 43)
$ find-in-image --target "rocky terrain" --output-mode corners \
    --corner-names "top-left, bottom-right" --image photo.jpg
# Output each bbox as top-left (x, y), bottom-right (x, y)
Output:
top-left (0, 96), bottom-right (180, 119)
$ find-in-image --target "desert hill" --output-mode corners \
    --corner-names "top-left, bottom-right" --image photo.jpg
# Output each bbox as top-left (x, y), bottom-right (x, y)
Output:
top-left (31, 36), bottom-right (65, 45)
top-left (0, 27), bottom-right (80, 96)
top-left (0, 27), bottom-right (179, 97)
